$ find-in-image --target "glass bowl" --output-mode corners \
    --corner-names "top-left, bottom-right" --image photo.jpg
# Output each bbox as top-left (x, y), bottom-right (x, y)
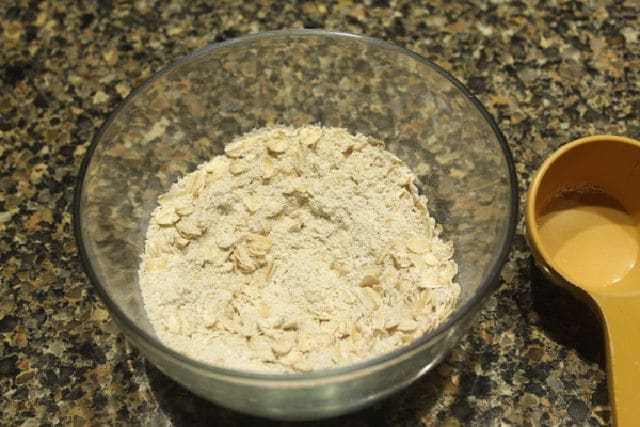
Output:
top-left (74, 30), bottom-right (517, 420)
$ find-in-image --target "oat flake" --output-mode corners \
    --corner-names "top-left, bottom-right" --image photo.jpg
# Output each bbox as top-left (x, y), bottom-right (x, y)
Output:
top-left (139, 125), bottom-right (460, 373)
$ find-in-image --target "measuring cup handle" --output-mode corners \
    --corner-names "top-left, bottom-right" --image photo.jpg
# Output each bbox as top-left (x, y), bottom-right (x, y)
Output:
top-left (597, 294), bottom-right (640, 427)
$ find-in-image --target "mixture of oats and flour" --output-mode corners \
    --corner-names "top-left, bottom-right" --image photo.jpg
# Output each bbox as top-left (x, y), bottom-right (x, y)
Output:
top-left (139, 125), bottom-right (460, 373)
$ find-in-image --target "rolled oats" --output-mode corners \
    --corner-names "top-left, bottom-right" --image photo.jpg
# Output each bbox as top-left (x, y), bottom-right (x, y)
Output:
top-left (154, 206), bottom-right (179, 226)
top-left (140, 125), bottom-right (460, 373)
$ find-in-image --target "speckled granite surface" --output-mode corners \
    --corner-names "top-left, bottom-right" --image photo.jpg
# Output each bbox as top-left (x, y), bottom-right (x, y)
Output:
top-left (1, 0), bottom-right (638, 425)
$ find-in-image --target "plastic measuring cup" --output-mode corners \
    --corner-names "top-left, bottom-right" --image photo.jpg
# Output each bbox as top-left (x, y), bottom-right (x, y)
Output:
top-left (525, 135), bottom-right (640, 426)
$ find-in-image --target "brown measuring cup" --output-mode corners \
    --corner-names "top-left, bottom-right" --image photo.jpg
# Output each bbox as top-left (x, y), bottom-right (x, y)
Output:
top-left (525, 135), bottom-right (640, 426)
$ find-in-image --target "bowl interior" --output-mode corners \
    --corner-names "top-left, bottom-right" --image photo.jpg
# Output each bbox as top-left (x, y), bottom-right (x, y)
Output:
top-left (76, 31), bottom-right (516, 376)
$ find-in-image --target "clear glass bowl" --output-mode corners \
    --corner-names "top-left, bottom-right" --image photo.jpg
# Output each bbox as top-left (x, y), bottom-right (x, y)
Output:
top-left (74, 30), bottom-right (517, 420)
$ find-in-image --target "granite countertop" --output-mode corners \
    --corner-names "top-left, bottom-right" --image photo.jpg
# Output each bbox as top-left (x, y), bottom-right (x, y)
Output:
top-left (1, 0), bottom-right (639, 425)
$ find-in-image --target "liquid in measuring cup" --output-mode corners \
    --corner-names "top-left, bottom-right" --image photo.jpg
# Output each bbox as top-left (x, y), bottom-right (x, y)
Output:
top-left (537, 187), bottom-right (640, 289)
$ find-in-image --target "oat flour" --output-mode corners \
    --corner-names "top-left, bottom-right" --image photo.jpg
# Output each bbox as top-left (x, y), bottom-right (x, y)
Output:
top-left (139, 125), bottom-right (460, 373)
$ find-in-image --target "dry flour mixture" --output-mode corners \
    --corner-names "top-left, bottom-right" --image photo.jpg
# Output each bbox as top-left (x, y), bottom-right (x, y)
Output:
top-left (139, 125), bottom-right (460, 373)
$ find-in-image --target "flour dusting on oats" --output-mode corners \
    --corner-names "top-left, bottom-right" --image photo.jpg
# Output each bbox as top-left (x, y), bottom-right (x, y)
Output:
top-left (139, 125), bottom-right (460, 373)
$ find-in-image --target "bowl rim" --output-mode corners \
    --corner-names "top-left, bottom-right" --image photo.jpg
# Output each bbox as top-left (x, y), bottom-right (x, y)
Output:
top-left (74, 29), bottom-right (518, 381)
